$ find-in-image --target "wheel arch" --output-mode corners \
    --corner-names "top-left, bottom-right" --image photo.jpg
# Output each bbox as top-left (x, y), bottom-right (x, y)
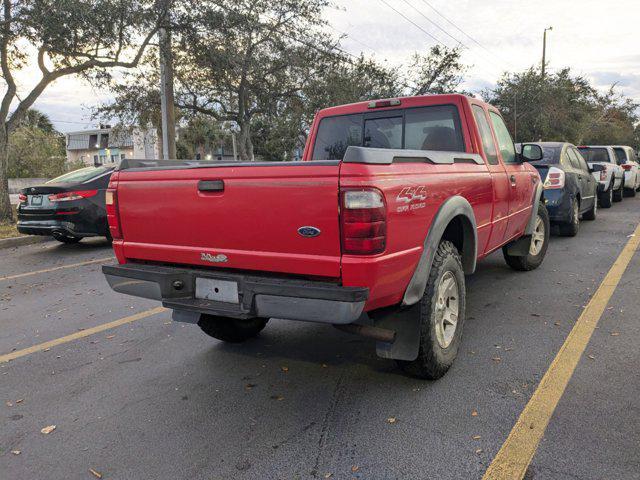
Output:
top-left (402, 196), bottom-right (477, 307)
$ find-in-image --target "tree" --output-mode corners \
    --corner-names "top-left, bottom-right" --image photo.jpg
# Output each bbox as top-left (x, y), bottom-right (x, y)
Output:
top-left (0, 0), bottom-right (163, 222)
top-left (7, 125), bottom-right (65, 178)
top-left (172, 0), bottom-right (336, 160)
top-left (485, 67), bottom-right (639, 145)
top-left (406, 45), bottom-right (467, 95)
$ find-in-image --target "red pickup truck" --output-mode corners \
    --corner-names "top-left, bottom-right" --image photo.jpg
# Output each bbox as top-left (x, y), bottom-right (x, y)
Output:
top-left (103, 94), bottom-right (549, 379)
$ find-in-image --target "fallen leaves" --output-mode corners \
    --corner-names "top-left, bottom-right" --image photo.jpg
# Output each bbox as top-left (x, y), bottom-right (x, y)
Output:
top-left (10, 450), bottom-right (21, 455)
top-left (471, 409), bottom-right (478, 417)
top-left (89, 468), bottom-right (102, 479)
top-left (324, 474), bottom-right (333, 479)
top-left (351, 466), bottom-right (360, 473)
top-left (280, 366), bottom-right (289, 373)
top-left (610, 332), bottom-right (620, 336)
top-left (40, 425), bottom-right (56, 435)
top-left (472, 435), bottom-right (481, 440)
top-left (475, 448), bottom-right (483, 454)
top-left (270, 395), bottom-right (284, 401)
top-left (386, 417), bottom-right (397, 424)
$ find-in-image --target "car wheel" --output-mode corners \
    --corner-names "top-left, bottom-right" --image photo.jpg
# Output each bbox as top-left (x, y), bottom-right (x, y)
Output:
top-left (583, 196), bottom-right (597, 221)
top-left (198, 315), bottom-right (269, 343)
top-left (599, 183), bottom-right (613, 208)
top-left (503, 202), bottom-right (550, 271)
top-left (613, 180), bottom-right (624, 202)
top-left (558, 198), bottom-right (580, 236)
top-left (397, 241), bottom-right (465, 380)
top-left (52, 232), bottom-right (82, 244)
top-left (625, 184), bottom-right (637, 197)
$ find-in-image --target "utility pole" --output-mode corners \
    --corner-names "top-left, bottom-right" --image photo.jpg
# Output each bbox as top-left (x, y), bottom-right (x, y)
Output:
top-left (159, 1), bottom-right (176, 160)
top-left (541, 26), bottom-right (553, 78)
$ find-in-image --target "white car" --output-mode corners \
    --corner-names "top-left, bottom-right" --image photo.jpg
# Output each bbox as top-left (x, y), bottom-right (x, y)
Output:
top-left (611, 145), bottom-right (640, 196)
top-left (577, 146), bottom-right (624, 208)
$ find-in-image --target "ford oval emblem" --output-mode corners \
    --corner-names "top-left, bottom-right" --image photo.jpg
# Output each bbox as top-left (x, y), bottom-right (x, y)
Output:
top-left (298, 226), bottom-right (321, 238)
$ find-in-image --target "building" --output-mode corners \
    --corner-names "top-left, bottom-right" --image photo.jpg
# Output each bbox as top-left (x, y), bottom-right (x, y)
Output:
top-left (65, 126), bottom-right (160, 167)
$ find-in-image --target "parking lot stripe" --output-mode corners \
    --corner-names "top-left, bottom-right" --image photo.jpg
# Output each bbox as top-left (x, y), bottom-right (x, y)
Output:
top-left (0, 306), bottom-right (166, 364)
top-left (483, 224), bottom-right (640, 480)
top-left (0, 256), bottom-right (115, 282)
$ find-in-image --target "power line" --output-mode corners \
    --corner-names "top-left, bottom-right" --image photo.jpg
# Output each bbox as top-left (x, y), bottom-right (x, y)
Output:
top-left (378, 0), bottom-right (441, 45)
top-left (399, 0), bottom-right (464, 49)
top-left (416, 0), bottom-right (514, 70)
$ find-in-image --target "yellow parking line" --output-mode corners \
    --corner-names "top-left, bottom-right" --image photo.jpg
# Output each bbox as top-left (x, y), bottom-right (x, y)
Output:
top-left (483, 224), bottom-right (640, 480)
top-left (0, 257), bottom-right (115, 282)
top-left (0, 306), bottom-right (166, 364)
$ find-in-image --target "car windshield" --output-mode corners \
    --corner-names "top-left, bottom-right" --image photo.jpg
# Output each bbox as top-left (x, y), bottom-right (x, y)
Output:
top-left (46, 166), bottom-right (112, 184)
top-left (577, 147), bottom-right (610, 163)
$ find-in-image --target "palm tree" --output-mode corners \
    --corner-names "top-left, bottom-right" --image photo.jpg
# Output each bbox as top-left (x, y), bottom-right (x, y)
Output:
top-left (18, 109), bottom-right (56, 134)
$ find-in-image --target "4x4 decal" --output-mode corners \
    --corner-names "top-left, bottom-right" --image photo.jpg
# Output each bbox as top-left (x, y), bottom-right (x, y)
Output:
top-left (396, 186), bottom-right (427, 212)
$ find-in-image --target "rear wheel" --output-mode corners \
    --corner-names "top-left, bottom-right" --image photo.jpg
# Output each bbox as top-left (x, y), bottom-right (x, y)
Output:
top-left (599, 183), bottom-right (613, 208)
top-left (503, 202), bottom-right (550, 271)
top-left (397, 241), bottom-right (465, 380)
top-left (613, 180), bottom-right (624, 202)
top-left (625, 184), bottom-right (637, 197)
top-left (583, 197), bottom-right (597, 221)
top-left (198, 315), bottom-right (269, 343)
top-left (558, 198), bottom-right (580, 236)
top-left (52, 232), bottom-right (82, 244)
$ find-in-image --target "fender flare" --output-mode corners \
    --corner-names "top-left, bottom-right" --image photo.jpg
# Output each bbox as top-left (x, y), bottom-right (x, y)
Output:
top-left (401, 196), bottom-right (477, 307)
top-left (524, 182), bottom-right (544, 236)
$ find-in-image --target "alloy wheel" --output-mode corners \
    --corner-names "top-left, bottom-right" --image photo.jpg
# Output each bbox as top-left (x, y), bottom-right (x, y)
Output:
top-left (529, 214), bottom-right (545, 256)
top-left (434, 271), bottom-right (459, 349)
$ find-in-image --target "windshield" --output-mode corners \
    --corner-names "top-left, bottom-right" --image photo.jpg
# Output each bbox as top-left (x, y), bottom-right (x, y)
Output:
top-left (577, 147), bottom-right (611, 164)
top-left (46, 166), bottom-right (112, 184)
top-left (537, 146), bottom-right (561, 165)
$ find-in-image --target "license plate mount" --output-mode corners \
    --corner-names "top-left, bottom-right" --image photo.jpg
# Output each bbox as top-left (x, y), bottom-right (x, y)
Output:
top-left (195, 278), bottom-right (239, 304)
top-left (31, 195), bottom-right (43, 206)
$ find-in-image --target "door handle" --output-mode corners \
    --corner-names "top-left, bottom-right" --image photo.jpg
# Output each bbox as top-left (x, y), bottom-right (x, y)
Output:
top-left (510, 175), bottom-right (516, 186)
top-left (198, 180), bottom-right (224, 192)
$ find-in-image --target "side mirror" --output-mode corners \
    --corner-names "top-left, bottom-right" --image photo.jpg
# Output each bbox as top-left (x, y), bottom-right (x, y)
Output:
top-left (589, 164), bottom-right (605, 173)
top-left (520, 144), bottom-right (543, 162)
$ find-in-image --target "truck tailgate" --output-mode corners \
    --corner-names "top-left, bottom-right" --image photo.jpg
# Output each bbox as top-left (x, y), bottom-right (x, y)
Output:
top-left (116, 162), bottom-right (341, 278)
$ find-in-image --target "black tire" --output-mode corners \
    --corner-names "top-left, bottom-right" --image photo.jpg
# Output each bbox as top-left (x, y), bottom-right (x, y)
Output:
top-left (599, 183), bottom-right (613, 208)
top-left (397, 241), bottom-right (466, 380)
top-left (613, 180), bottom-right (624, 202)
top-left (503, 202), bottom-right (550, 271)
top-left (624, 186), bottom-right (636, 197)
top-left (198, 315), bottom-right (269, 343)
top-left (52, 233), bottom-right (82, 244)
top-left (558, 198), bottom-right (580, 237)
top-left (583, 197), bottom-right (597, 221)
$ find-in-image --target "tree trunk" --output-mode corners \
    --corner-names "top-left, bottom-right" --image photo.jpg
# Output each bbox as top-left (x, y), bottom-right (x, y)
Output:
top-left (237, 122), bottom-right (254, 161)
top-left (0, 127), bottom-right (13, 222)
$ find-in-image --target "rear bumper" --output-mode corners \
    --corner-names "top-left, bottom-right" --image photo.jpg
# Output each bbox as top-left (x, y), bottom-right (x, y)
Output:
top-left (17, 220), bottom-right (101, 238)
top-left (543, 189), bottom-right (572, 223)
top-left (102, 263), bottom-right (368, 325)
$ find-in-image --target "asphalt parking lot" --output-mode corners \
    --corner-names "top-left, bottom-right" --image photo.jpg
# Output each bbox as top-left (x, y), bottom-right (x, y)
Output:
top-left (1, 199), bottom-right (639, 480)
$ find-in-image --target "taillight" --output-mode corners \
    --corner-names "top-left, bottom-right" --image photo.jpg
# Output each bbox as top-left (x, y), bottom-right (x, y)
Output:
top-left (622, 164), bottom-right (632, 171)
top-left (340, 189), bottom-right (386, 255)
top-left (599, 165), bottom-right (608, 181)
top-left (18, 193), bottom-right (27, 203)
top-left (105, 189), bottom-right (122, 239)
top-left (543, 167), bottom-right (565, 189)
top-left (48, 190), bottom-right (98, 202)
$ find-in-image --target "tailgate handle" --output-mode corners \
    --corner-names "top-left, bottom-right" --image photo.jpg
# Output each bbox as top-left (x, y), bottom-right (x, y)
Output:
top-left (198, 180), bottom-right (224, 192)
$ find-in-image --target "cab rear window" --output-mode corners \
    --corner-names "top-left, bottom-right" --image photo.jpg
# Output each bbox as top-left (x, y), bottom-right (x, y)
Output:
top-left (577, 147), bottom-right (610, 163)
top-left (311, 104), bottom-right (465, 160)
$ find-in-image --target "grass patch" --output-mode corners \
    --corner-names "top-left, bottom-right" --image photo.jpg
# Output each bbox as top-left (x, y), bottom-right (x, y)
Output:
top-left (0, 206), bottom-right (22, 239)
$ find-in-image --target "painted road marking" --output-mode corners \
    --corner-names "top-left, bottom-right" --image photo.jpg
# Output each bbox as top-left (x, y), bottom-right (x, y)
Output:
top-left (483, 224), bottom-right (640, 479)
top-left (0, 257), bottom-right (114, 282)
top-left (0, 307), bottom-right (166, 364)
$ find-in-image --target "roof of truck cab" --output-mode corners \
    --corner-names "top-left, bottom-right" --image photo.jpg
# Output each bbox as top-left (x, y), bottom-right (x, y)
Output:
top-left (316, 93), bottom-right (477, 117)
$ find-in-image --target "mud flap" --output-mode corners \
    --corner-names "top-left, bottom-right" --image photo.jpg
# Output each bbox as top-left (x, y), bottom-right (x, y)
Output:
top-left (504, 234), bottom-right (532, 257)
top-left (372, 305), bottom-right (421, 361)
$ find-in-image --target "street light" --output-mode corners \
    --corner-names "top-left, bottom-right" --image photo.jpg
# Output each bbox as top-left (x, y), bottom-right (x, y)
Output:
top-left (542, 26), bottom-right (553, 78)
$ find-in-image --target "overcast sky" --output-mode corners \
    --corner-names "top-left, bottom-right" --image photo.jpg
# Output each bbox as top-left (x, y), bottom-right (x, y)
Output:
top-left (26, 0), bottom-right (640, 133)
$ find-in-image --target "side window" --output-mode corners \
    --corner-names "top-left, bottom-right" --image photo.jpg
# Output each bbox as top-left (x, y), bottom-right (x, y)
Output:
top-left (363, 116), bottom-right (402, 149)
top-left (472, 105), bottom-right (499, 165)
top-left (572, 148), bottom-right (590, 172)
top-left (566, 148), bottom-right (582, 170)
top-left (404, 105), bottom-right (465, 152)
top-left (613, 148), bottom-right (626, 165)
top-left (488, 112), bottom-right (516, 164)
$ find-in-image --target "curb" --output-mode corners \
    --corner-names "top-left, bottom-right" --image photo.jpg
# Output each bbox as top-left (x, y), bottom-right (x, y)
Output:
top-left (0, 235), bottom-right (54, 250)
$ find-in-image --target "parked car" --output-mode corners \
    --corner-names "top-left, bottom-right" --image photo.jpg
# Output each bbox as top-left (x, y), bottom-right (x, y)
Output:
top-left (517, 142), bottom-right (598, 236)
top-left (102, 94), bottom-right (550, 380)
top-left (610, 145), bottom-right (640, 196)
top-left (17, 165), bottom-right (115, 243)
top-left (577, 146), bottom-right (624, 207)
